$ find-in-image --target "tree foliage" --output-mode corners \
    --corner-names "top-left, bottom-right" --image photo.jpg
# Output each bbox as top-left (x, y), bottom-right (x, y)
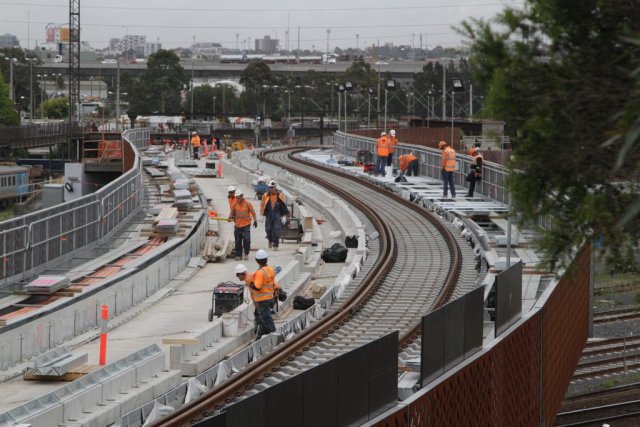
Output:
top-left (0, 73), bottom-right (18, 126)
top-left (239, 61), bottom-right (278, 116)
top-left (461, 0), bottom-right (640, 268)
top-left (39, 97), bottom-right (69, 119)
top-left (129, 50), bottom-right (189, 114)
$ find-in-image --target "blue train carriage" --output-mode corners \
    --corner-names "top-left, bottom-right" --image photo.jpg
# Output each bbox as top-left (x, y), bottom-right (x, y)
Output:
top-left (0, 166), bottom-right (30, 206)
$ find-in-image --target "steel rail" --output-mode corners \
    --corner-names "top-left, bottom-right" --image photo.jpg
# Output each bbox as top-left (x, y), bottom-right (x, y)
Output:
top-left (154, 146), bottom-right (462, 426)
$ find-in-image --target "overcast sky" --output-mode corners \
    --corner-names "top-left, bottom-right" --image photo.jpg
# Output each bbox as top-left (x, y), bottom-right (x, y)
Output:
top-left (2, 0), bottom-right (522, 51)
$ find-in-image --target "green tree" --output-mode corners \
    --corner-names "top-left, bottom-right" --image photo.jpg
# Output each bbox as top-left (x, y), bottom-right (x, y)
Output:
top-left (239, 61), bottom-right (277, 116)
top-left (39, 97), bottom-right (69, 119)
top-left (0, 73), bottom-right (18, 126)
top-left (461, 0), bottom-right (640, 268)
top-left (129, 50), bottom-right (189, 114)
top-left (184, 84), bottom-right (240, 117)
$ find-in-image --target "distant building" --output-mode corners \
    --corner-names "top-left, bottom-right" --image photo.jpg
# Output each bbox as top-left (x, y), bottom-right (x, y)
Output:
top-left (113, 35), bottom-right (147, 57)
top-left (144, 42), bottom-right (162, 57)
top-left (0, 33), bottom-right (20, 48)
top-left (255, 36), bottom-right (278, 54)
top-left (192, 42), bottom-right (223, 59)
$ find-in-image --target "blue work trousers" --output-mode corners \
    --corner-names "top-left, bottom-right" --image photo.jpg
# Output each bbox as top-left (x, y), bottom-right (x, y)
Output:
top-left (441, 169), bottom-right (456, 197)
top-left (255, 300), bottom-right (276, 339)
top-left (234, 225), bottom-right (251, 257)
top-left (265, 213), bottom-right (283, 247)
top-left (375, 155), bottom-right (388, 175)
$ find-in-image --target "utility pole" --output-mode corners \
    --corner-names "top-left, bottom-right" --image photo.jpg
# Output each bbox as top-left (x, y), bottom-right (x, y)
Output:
top-left (69, 0), bottom-right (80, 122)
top-left (115, 58), bottom-right (121, 131)
top-left (442, 67), bottom-right (446, 119)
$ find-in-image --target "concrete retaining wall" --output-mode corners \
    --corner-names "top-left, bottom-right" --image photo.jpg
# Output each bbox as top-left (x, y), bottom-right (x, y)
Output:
top-left (0, 221), bottom-right (207, 371)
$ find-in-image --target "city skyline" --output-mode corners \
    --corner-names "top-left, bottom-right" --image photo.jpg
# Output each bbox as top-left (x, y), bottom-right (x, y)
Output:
top-left (1, 0), bottom-right (522, 52)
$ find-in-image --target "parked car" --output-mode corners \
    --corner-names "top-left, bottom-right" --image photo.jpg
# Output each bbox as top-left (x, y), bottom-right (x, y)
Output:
top-left (101, 59), bottom-right (117, 64)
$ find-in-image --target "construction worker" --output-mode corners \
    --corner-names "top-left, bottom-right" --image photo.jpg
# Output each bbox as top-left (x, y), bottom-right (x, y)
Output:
top-left (190, 131), bottom-right (201, 159)
top-left (387, 129), bottom-right (398, 167)
top-left (260, 180), bottom-right (289, 250)
top-left (235, 262), bottom-right (281, 335)
top-left (228, 190), bottom-right (257, 261)
top-left (250, 249), bottom-right (278, 340)
top-left (227, 186), bottom-right (237, 210)
top-left (466, 147), bottom-right (484, 197)
top-left (439, 140), bottom-right (457, 198)
top-left (375, 131), bottom-right (390, 176)
top-left (399, 151), bottom-right (419, 176)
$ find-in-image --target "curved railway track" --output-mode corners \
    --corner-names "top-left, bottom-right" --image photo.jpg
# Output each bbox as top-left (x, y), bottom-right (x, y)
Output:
top-left (154, 146), bottom-right (481, 426)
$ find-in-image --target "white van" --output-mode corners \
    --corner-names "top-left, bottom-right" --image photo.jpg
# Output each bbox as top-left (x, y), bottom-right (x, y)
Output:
top-left (53, 55), bottom-right (63, 63)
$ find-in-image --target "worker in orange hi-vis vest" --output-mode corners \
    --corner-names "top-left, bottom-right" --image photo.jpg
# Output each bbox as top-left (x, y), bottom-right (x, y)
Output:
top-left (374, 131), bottom-right (390, 176)
top-left (190, 131), bottom-right (201, 159)
top-left (439, 140), bottom-right (457, 198)
top-left (228, 191), bottom-right (257, 261)
top-left (387, 129), bottom-right (398, 166)
top-left (399, 151), bottom-right (419, 176)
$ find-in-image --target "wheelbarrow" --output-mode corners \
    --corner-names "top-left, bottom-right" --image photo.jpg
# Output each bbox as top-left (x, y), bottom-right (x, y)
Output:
top-left (281, 217), bottom-right (303, 243)
top-left (253, 182), bottom-right (269, 199)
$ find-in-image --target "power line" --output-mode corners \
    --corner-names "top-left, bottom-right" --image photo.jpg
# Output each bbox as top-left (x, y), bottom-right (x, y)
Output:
top-left (0, 1), bottom-right (524, 12)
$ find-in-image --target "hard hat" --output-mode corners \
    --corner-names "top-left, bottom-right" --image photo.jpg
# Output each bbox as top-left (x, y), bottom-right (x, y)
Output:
top-left (438, 141), bottom-right (447, 149)
top-left (227, 185), bottom-right (236, 193)
top-left (192, 131), bottom-right (197, 135)
top-left (255, 249), bottom-right (268, 260)
top-left (390, 130), bottom-right (396, 136)
top-left (469, 147), bottom-right (478, 156)
top-left (381, 131), bottom-right (387, 136)
top-left (269, 180), bottom-right (277, 187)
top-left (234, 264), bottom-right (247, 274)
top-left (257, 176), bottom-right (267, 183)
top-left (236, 190), bottom-right (244, 197)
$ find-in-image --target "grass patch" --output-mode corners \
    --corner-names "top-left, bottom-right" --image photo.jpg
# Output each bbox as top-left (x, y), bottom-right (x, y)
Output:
top-left (0, 207), bottom-right (14, 222)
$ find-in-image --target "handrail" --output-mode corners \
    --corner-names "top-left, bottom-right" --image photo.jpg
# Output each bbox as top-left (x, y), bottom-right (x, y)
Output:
top-left (0, 128), bottom-right (149, 287)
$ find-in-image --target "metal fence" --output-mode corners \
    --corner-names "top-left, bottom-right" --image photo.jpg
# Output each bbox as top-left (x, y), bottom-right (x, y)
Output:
top-left (333, 131), bottom-right (510, 204)
top-left (0, 122), bottom-right (83, 149)
top-left (0, 128), bottom-right (149, 287)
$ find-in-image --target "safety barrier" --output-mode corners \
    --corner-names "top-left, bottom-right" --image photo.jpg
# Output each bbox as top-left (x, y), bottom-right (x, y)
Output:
top-left (0, 344), bottom-right (181, 427)
top-left (333, 131), bottom-right (509, 204)
top-left (0, 128), bottom-right (149, 287)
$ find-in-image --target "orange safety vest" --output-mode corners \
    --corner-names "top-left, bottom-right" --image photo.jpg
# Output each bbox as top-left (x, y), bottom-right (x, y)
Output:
top-left (228, 195), bottom-right (237, 210)
top-left (441, 146), bottom-right (456, 172)
top-left (389, 136), bottom-right (398, 153)
top-left (230, 198), bottom-right (256, 228)
top-left (376, 136), bottom-right (390, 157)
top-left (251, 265), bottom-right (278, 302)
top-left (399, 154), bottom-right (417, 172)
top-left (191, 135), bottom-right (201, 147)
top-left (260, 191), bottom-right (286, 216)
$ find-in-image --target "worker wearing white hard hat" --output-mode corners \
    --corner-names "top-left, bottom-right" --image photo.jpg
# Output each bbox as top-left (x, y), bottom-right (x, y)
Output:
top-left (260, 180), bottom-right (289, 250)
top-left (228, 190), bottom-right (257, 261)
top-left (227, 186), bottom-right (237, 209)
top-left (374, 131), bottom-right (391, 176)
top-left (249, 249), bottom-right (278, 340)
top-left (387, 129), bottom-right (398, 167)
top-left (190, 131), bottom-right (201, 159)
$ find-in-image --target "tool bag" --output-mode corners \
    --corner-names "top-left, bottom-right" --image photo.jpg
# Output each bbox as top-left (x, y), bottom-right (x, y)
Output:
top-left (344, 235), bottom-right (359, 248)
top-left (277, 288), bottom-right (287, 302)
top-left (321, 243), bottom-right (348, 263)
top-left (293, 295), bottom-right (315, 310)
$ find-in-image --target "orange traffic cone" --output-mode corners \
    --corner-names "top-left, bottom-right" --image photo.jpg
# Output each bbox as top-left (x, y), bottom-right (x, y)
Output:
top-left (217, 152), bottom-right (223, 178)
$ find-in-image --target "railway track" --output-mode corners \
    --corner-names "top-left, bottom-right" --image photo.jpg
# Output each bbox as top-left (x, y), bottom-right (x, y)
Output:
top-left (593, 306), bottom-right (640, 324)
top-left (153, 146), bottom-right (481, 426)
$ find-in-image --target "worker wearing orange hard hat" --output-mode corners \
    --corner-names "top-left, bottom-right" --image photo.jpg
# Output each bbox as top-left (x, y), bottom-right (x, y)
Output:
top-left (466, 146), bottom-right (483, 197)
